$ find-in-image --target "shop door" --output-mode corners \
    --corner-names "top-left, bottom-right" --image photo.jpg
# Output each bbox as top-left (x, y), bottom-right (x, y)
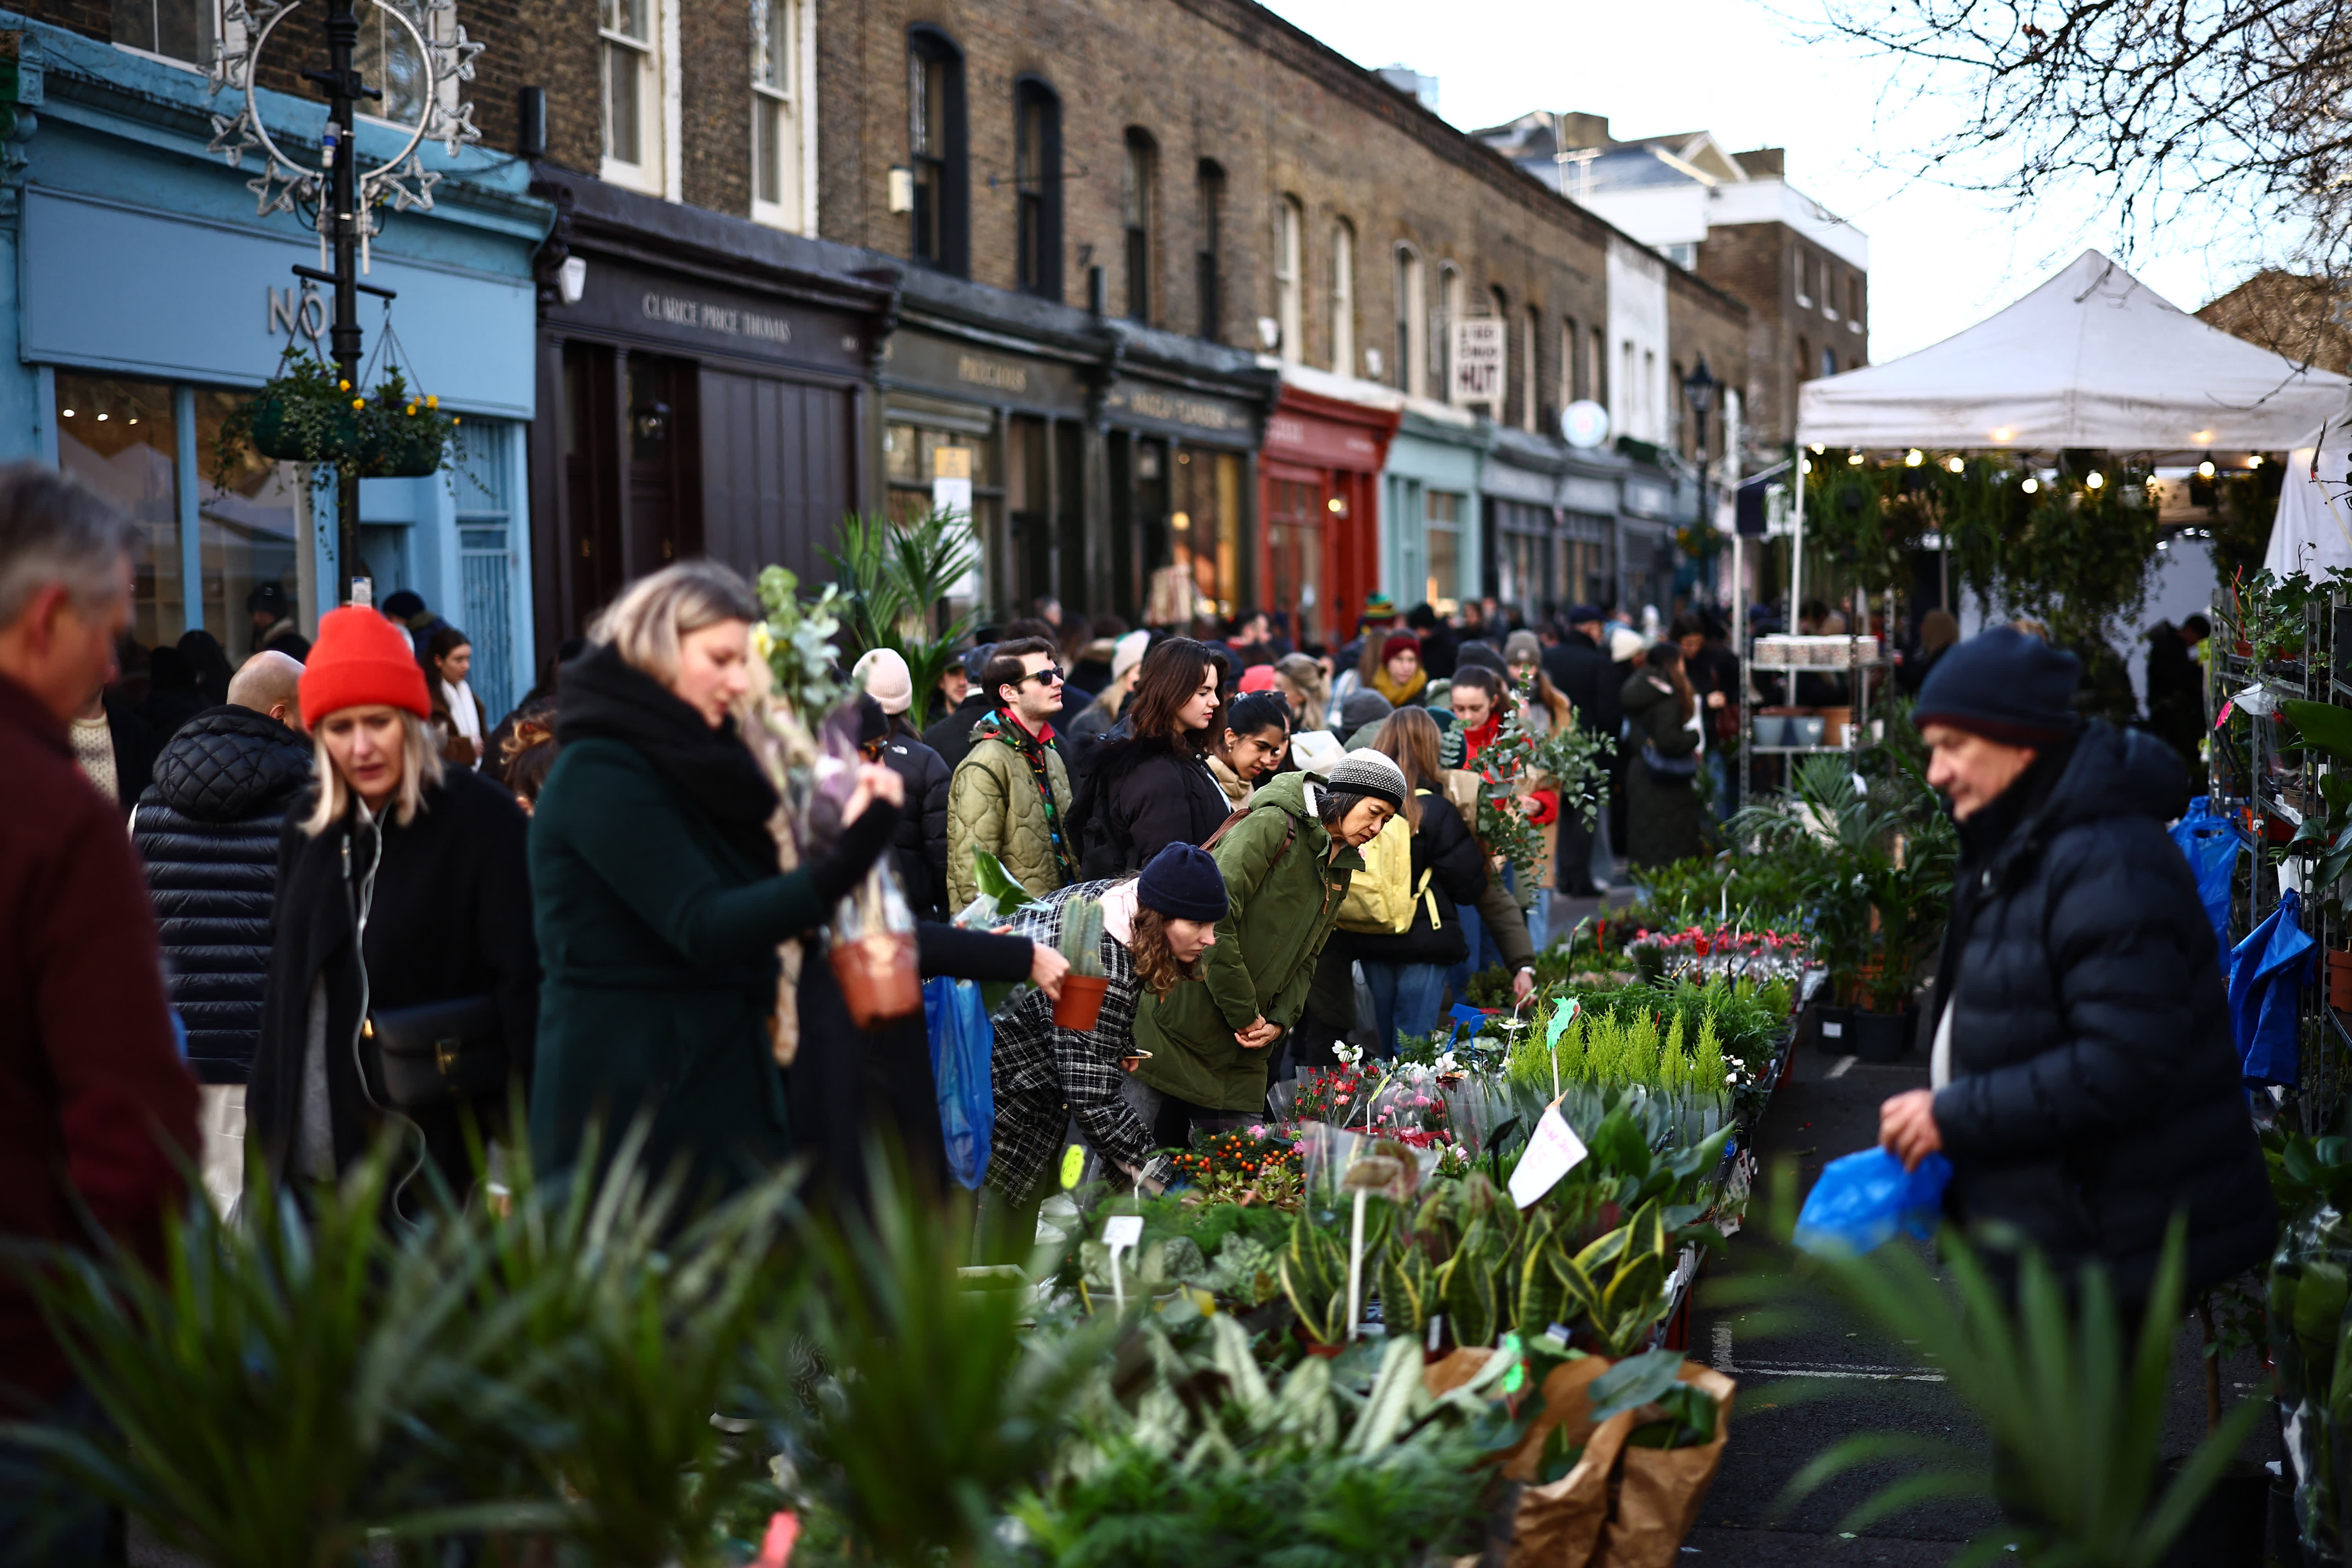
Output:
top-left (561, 341), bottom-right (624, 632)
top-left (698, 368), bottom-right (857, 587)
top-left (1323, 470), bottom-right (1378, 651)
top-left (626, 354), bottom-right (703, 579)
top-left (1263, 466), bottom-right (1324, 646)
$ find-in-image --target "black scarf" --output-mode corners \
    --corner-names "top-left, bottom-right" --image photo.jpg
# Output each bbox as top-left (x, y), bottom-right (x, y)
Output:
top-left (555, 642), bottom-right (780, 867)
top-left (1925, 730), bottom-right (2078, 1029)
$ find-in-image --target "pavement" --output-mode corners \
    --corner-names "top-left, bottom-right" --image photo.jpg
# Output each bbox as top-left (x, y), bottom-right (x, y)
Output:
top-left (1684, 1030), bottom-right (2281, 1564)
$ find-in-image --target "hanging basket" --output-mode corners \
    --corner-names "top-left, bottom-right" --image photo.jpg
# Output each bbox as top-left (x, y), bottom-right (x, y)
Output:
top-left (362, 414), bottom-right (446, 478)
top-left (238, 384), bottom-right (363, 466)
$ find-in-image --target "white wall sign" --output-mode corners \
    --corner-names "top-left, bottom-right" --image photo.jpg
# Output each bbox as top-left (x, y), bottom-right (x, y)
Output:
top-left (1451, 318), bottom-right (1506, 405)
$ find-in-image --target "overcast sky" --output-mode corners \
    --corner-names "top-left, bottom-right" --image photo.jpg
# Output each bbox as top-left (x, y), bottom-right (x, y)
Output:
top-left (1258, 0), bottom-right (2279, 364)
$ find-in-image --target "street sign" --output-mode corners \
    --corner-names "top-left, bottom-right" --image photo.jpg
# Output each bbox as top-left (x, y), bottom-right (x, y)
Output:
top-left (1451, 318), bottom-right (1506, 405)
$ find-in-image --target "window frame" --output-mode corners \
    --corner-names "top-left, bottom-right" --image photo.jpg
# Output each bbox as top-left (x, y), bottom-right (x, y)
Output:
top-left (1434, 262), bottom-right (1461, 401)
top-left (1195, 160), bottom-right (1225, 341)
top-left (354, 0), bottom-right (459, 136)
top-left (906, 26), bottom-right (970, 277)
top-left (1329, 219), bottom-right (1356, 376)
top-left (749, 0), bottom-right (811, 231)
top-left (599, 0), bottom-right (671, 197)
top-left (1275, 194), bottom-right (1304, 365)
top-left (1521, 302), bottom-right (1539, 433)
top-left (1014, 78), bottom-right (1064, 299)
top-left (1122, 127), bottom-right (1156, 324)
top-left (110, 0), bottom-right (224, 72)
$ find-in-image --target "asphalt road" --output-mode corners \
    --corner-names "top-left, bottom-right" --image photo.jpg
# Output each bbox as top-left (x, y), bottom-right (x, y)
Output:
top-left (1685, 1030), bottom-right (2281, 1564)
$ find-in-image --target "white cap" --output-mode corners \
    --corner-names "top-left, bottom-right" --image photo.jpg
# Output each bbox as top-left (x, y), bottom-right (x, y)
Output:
top-left (1112, 629), bottom-right (1152, 682)
top-left (1608, 626), bottom-right (1648, 664)
top-left (853, 648), bottom-right (914, 715)
top-left (1287, 730), bottom-right (1346, 778)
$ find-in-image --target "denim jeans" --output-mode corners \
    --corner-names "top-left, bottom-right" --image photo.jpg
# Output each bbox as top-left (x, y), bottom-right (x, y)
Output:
top-left (1363, 961), bottom-right (1449, 1058)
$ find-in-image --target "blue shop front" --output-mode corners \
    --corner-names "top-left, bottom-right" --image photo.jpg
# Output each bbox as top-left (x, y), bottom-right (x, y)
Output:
top-left (0, 16), bottom-right (547, 718)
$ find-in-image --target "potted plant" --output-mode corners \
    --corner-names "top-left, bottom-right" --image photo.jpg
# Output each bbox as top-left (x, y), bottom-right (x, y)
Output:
top-left (1052, 894), bottom-right (1109, 1030)
top-left (216, 350), bottom-right (458, 483)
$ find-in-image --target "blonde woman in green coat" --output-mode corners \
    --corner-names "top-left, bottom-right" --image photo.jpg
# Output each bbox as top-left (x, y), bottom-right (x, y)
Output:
top-left (1129, 750), bottom-right (1405, 1143)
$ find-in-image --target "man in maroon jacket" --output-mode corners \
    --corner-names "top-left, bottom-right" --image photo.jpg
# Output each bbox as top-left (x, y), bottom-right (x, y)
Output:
top-left (0, 465), bottom-right (200, 1559)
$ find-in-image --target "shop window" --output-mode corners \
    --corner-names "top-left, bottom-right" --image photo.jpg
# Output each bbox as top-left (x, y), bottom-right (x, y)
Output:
top-left (58, 374), bottom-right (183, 652)
top-left (908, 28), bottom-right (969, 277)
top-left (193, 390), bottom-right (303, 664)
top-left (113, 0), bottom-right (216, 65)
top-left (1274, 196), bottom-right (1303, 364)
top-left (601, 0), bottom-right (664, 194)
top-left (450, 424), bottom-right (518, 724)
top-left (1122, 129), bottom-right (1156, 324)
top-left (751, 0), bottom-right (804, 229)
top-left (1196, 161), bottom-right (1224, 341)
top-left (1394, 245), bottom-right (1423, 394)
top-left (1329, 220), bottom-right (1355, 377)
top-left (1425, 490), bottom-right (1462, 612)
top-left (1014, 79), bottom-right (1063, 299)
top-left (1173, 448), bottom-right (1242, 621)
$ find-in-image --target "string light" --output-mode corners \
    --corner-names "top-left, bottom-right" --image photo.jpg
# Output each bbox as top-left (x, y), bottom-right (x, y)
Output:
top-left (2085, 471), bottom-right (2105, 489)
top-left (2022, 477), bottom-right (2040, 494)
top-left (1945, 456), bottom-right (1964, 474)
top-left (1905, 449), bottom-right (1924, 467)
top-left (1847, 451), bottom-right (1864, 466)
top-left (2197, 460), bottom-right (2216, 478)
top-left (1800, 458), bottom-right (1812, 474)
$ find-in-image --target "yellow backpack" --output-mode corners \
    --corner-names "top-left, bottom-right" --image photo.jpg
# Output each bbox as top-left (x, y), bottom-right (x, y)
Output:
top-left (1337, 789), bottom-right (1436, 935)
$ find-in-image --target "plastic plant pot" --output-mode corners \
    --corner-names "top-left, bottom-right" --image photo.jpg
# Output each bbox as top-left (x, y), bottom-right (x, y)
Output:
top-left (1789, 715), bottom-right (1827, 747)
top-left (1752, 714), bottom-right (1788, 748)
top-left (830, 930), bottom-right (921, 1027)
top-left (1054, 974), bottom-right (1111, 1031)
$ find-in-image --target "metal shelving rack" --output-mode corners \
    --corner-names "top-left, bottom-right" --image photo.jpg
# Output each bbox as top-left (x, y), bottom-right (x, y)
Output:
top-left (2210, 587), bottom-right (2347, 1127)
top-left (1735, 635), bottom-right (1890, 812)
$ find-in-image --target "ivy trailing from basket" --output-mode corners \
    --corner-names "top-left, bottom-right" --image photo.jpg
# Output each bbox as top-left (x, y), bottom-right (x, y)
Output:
top-left (212, 350), bottom-right (459, 486)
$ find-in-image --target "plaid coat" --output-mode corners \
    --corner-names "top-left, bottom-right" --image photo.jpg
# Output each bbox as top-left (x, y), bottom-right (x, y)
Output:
top-left (986, 881), bottom-right (1154, 1203)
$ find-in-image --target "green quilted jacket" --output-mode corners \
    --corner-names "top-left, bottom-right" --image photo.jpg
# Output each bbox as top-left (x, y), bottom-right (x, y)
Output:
top-left (1131, 770), bottom-right (1364, 1112)
top-left (945, 717), bottom-right (1074, 911)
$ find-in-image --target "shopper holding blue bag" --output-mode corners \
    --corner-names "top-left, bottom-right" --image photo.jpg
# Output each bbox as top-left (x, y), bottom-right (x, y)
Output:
top-left (1876, 627), bottom-right (2272, 1308)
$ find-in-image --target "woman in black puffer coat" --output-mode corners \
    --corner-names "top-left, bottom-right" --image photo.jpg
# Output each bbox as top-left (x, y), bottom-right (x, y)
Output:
top-left (1348, 708), bottom-right (1487, 1057)
top-left (1071, 638), bottom-right (1232, 878)
top-left (1890, 629), bottom-right (2272, 1310)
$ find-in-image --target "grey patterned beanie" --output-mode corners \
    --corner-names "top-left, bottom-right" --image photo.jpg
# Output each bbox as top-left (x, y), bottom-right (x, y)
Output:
top-left (1325, 748), bottom-right (1407, 809)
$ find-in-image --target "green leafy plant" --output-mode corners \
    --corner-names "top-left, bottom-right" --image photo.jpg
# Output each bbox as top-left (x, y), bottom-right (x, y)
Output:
top-left (755, 564), bottom-right (848, 720)
top-left (213, 349), bottom-right (457, 484)
top-left (828, 508), bottom-right (980, 719)
top-left (1766, 1202), bottom-right (2266, 1568)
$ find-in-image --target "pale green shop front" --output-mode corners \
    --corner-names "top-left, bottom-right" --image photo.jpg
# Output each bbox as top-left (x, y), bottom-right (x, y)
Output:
top-left (1380, 406), bottom-right (1486, 615)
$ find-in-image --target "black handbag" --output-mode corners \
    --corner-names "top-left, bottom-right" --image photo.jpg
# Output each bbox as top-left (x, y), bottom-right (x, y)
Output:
top-left (1641, 741), bottom-right (1700, 783)
top-left (362, 995), bottom-right (508, 1111)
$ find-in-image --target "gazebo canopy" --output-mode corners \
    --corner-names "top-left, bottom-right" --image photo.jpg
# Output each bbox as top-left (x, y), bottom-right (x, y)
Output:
top-left (1798, 250), bottom-right (2346, 454)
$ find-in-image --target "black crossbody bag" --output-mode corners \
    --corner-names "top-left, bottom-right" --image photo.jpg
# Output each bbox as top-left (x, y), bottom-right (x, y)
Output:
top-left (363, 996), bottom-right (509, 1111)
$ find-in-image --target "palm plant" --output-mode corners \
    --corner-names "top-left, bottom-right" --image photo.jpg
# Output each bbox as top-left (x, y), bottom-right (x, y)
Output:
top-left (828, 508), bottom-right (981, 716)
top-left (1765, 1200), bottom-right (2265, 1567)
top-left (0, 1142), bottom-right (562, 1568)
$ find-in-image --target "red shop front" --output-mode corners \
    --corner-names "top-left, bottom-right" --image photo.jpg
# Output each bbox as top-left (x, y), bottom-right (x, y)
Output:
top-left (1257, 384), bottom-right (1399, 650)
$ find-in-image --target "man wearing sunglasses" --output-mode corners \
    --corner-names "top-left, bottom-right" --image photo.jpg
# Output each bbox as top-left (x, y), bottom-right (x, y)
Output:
top-left (947, 636), bottom-right (1079, 912)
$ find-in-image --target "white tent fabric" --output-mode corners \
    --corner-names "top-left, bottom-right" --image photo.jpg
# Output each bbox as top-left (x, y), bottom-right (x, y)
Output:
top-left (1798, 249), bottom-right (2347, 452)
top-left (2265, 412), bottom-right (2352, 576)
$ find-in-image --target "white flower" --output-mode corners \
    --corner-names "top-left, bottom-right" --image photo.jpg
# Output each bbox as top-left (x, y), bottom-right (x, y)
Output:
top-left (1333, 1042), bottom-right (1364, 1066)
top-left (1433, 1051), bottom-right (1459, 1075)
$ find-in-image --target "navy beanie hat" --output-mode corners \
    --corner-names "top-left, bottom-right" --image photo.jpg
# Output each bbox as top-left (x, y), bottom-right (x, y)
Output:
top-left (1915, 626), bottom-right (2079, 745)
top-left (1136, 842), bottom-right (1229, 923)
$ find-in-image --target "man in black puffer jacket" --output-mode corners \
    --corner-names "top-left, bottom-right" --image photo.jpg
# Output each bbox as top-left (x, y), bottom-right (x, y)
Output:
top-left (1880, 628), bottom-right (2273, 1309)
top-left (131, 651), bottom-right (313, 1086)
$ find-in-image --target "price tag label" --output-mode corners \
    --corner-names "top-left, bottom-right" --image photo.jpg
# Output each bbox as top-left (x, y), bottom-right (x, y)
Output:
top-left (1102, 1214), bottom-right (1143, 1250)
top-left (1509, 1106), bottom-right (1589, 1209)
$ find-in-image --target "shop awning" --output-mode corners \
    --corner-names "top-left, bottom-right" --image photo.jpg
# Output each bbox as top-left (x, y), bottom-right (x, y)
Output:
top-left (1797, 250), bottom-right (2346, 454)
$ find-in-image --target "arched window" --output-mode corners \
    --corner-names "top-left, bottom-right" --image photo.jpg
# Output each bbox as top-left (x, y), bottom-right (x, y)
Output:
top-left (1434, 263), bottom-right (1461, 400)
top-left (1393, 245), bottom-right (1424, 394)
top-left (1013, 78), bottom-right (1062, 299)
top-left (1523, 304), bottom-right (1541, 433)
top-left (1275, 196), bottom-right (1304, 364)
top-left (1329, 220), bottom-right (1356, 376)
top-left (1196, 160), bottom-right (1225, 340)
top-left (1122, 129), bottom-right (1156, 323)
top-left (907, 27), bottom-right (968, 276)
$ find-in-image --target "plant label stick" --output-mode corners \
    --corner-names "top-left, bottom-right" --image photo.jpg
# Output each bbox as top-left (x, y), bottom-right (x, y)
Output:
top-left (1347, 1186), bottom-right (1368, 1339)
top-left (1546, 999), bottom-right (1579, 1102)
top-left (1103, 1214), bottom-right (1143, 1314)
top-left (1509, 1105), bottom-right (1589, 1210)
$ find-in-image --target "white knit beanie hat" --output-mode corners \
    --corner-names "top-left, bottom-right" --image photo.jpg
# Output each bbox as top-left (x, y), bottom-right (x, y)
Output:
top-left (853, 648), bottom-right (914, 715)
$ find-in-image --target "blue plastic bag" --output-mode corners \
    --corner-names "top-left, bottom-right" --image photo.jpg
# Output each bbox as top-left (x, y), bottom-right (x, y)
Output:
top-left (2229, 888), bottom-right (2314, 1087)
top-left (923, 977), bottom-right (994, 1191)
top-left (2170, 795), bottom-right (2240, 948)
top-left (1793, 1148), bottom-right (1953, 1257)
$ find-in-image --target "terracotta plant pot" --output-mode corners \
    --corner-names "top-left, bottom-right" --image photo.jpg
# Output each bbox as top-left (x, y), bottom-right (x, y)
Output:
top-left (1054, 973), bottom-right (1111, 1031)
top-left (2330, 950), bottom-right (2352, 1011)
top-left (829, 931), bottom-right (921, 1028)
top-left (1818, 706), bottom-right (1852, 746)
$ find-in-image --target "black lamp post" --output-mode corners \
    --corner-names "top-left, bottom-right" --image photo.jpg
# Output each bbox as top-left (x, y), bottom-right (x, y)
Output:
top-left (1681, 355), bottom-right (1721, 603)
top-left (300, 0), bottom-right (379, 605)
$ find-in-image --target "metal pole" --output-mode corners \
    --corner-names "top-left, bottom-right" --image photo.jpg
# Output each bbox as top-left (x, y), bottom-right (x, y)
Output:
top-left (1790, 447), bottom-right (1806, 622)
top-left (313, 0), bottom-right (370, 605)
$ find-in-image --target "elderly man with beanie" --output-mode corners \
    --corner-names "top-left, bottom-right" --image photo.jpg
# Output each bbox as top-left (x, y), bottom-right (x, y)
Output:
top-left (132, 649), bottom-right (312, 1207)
top-left (855, 648), bottom-right (952, 920)
top-left (1879, 626), bottom-right (2272, 1309)
top-left (1131, 749), bottom-right (1403, 1142)
top-left (982, 842), bottom-right (1230, 1256)
top-left (0, 465), bottom-right (198, 1562)
top-left (923, 642), bottom-right (998, 769)
top-left (251, 603), bottom-right (537, 1206)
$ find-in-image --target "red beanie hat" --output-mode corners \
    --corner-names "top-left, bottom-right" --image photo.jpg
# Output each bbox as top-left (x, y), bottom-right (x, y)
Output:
top-left (300, 606), bottom-right (431, 727)
top-left (1237, 662), bottom-right (1280, 693)
top-left (1381, 632), bottom-right (1421, 662)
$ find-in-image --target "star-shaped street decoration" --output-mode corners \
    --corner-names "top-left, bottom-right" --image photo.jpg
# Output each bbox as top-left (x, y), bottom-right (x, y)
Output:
top-left (207, 109), bottom-right (262, 169)
top-left (430, 98), bottom-right (479, 157)
top-left (435, 22), bottom-right (484, 83)
top-left (247, 164), bottom-right (314, 218)
top-left (371, 154), bottom-right (441, 214)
